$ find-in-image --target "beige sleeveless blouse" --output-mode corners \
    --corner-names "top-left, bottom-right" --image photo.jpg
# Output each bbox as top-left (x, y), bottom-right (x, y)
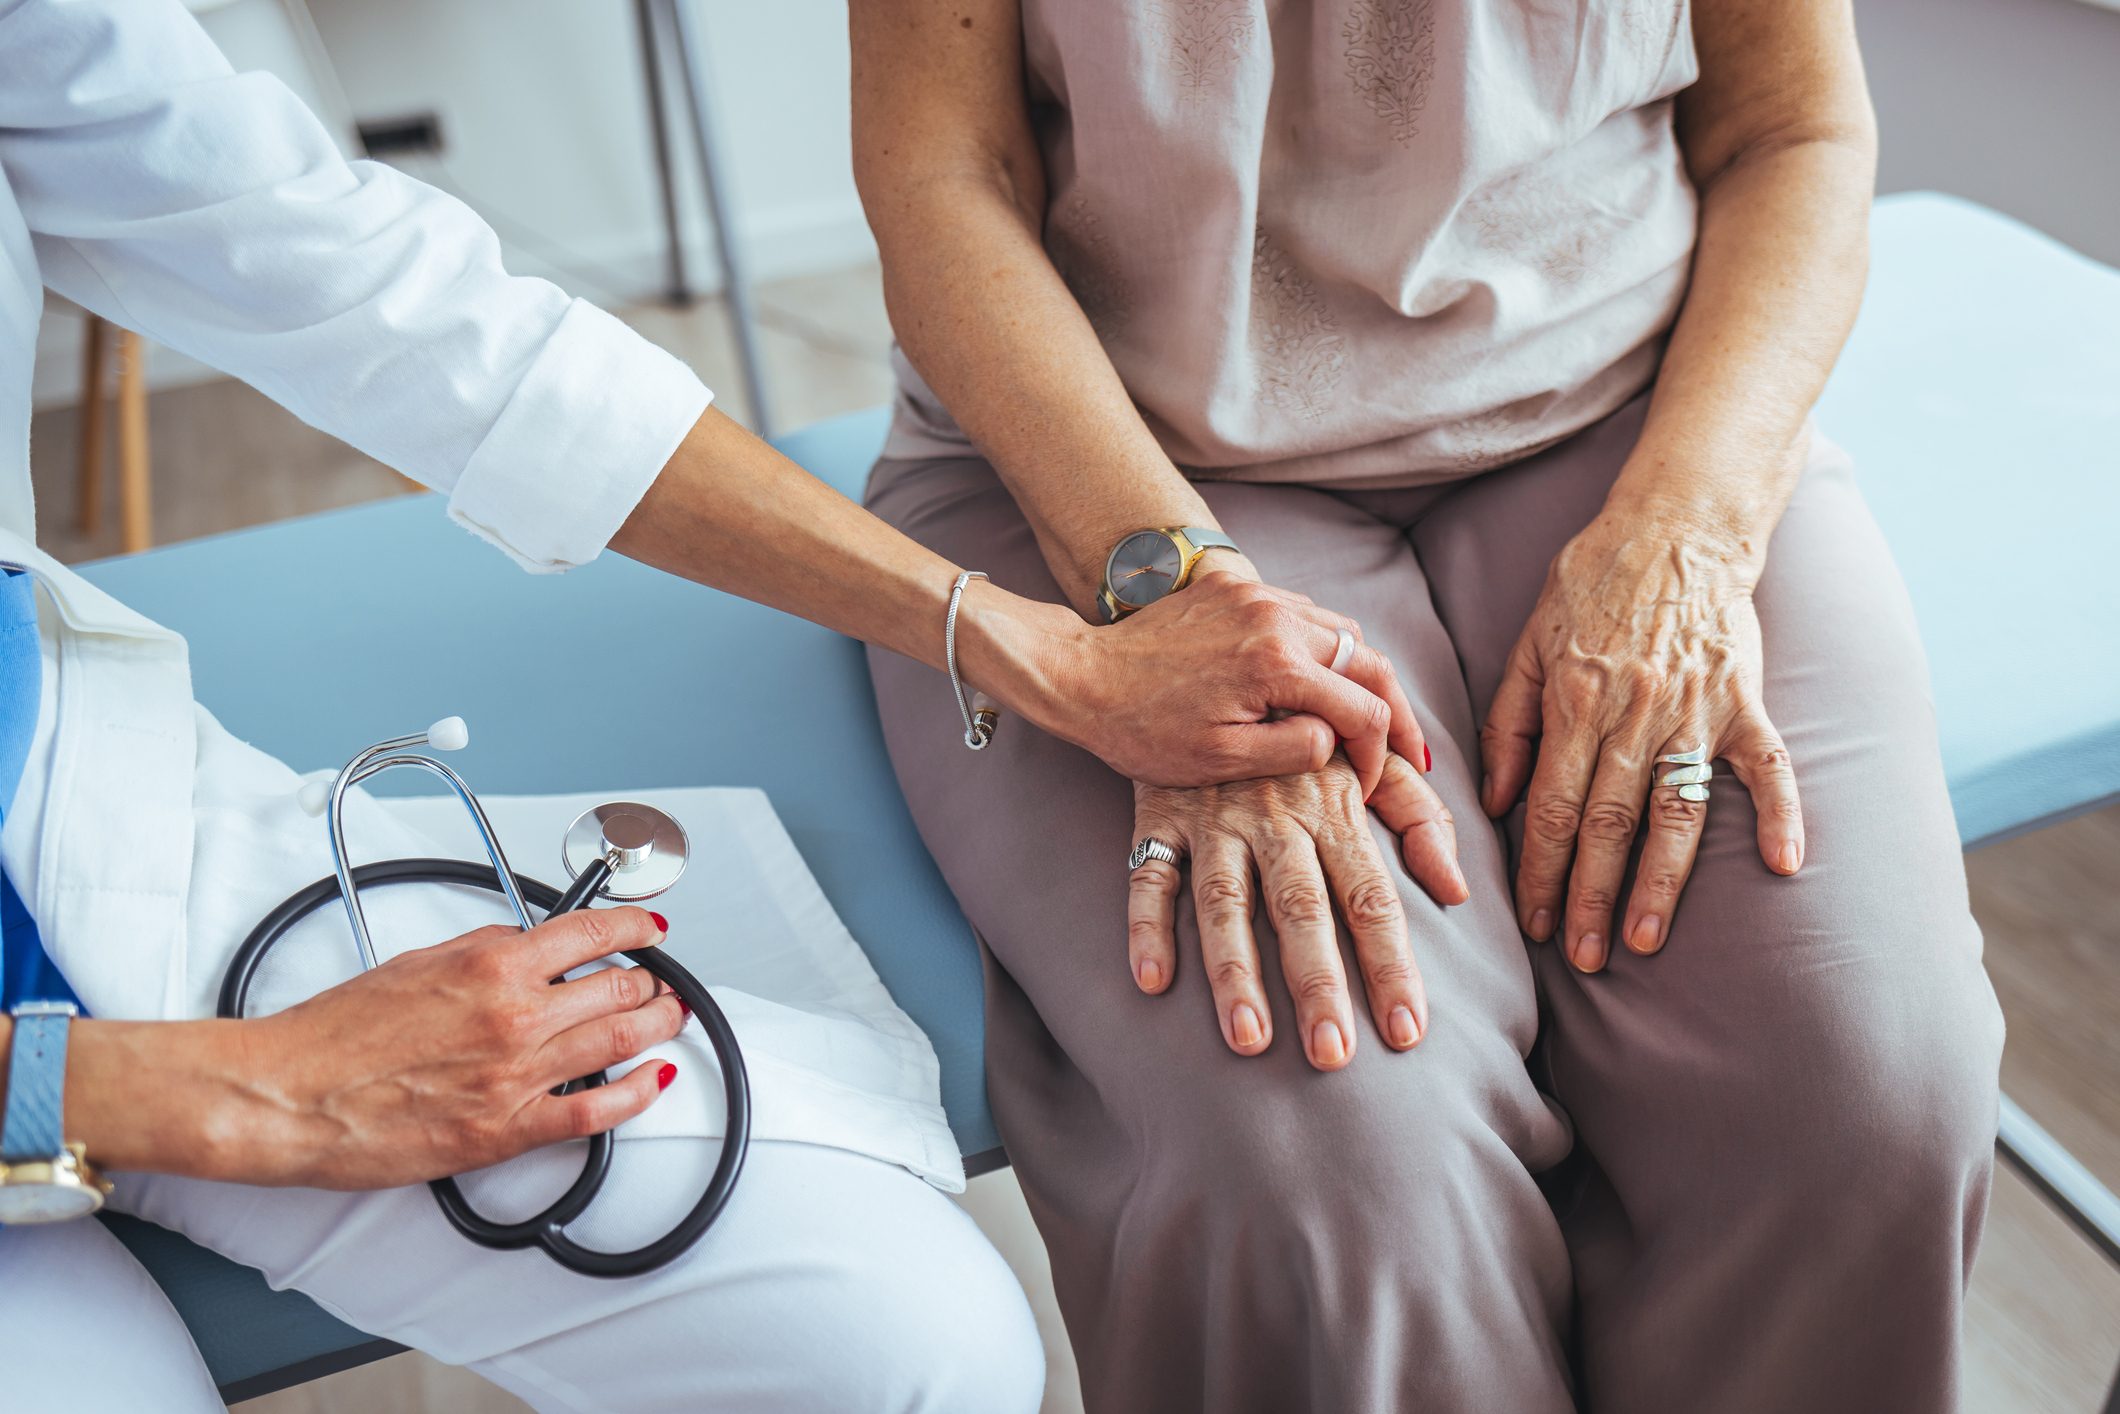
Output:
top-left (886, 0), bottom-right (1702, 487)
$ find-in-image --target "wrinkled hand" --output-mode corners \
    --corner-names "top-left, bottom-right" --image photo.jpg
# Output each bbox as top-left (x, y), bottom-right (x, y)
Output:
top-left (1481, 512), bottom-right (1803, 973)
top-left (239, 907), bottom-right (686, 1189)
top-left (1046, 570), bottom-right (1427, 794)
top-left (1127, 753), bottom-right (1466, 1070)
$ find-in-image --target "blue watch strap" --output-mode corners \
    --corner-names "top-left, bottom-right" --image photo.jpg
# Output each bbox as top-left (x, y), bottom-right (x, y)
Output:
top-left (2, 1004), bottom-right (73, 1161)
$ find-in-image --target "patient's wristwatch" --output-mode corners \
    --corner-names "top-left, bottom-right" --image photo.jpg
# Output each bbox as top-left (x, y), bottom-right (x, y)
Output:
top-left (0, 1001), bottom-right (110, 1223)
top-left (1097, 527), bottom-right (1244, 622)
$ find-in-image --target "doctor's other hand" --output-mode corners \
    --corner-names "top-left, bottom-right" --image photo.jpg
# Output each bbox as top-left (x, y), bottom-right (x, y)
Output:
top-left (1124, 752), bottom-right (1466, 1071)
top-left (67, 908), bottom-right (688, 1190)
top-left (973, 570), bottom-right (1426, 794)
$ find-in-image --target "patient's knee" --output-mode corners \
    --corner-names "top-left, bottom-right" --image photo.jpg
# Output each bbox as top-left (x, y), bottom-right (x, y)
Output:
top-left (1722, 951), bottom-right (2003, 1200)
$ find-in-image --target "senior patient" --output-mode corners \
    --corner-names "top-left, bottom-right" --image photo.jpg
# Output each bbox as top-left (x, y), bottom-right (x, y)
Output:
top-left (853, 1), bottom-right (2006, 1410)
top-left (0, 3), bottom-right (1435, 1410)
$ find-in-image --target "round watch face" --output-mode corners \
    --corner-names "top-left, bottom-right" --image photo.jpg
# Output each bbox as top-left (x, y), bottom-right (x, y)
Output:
top-left (1107, 530), bottom-right (1186, 610)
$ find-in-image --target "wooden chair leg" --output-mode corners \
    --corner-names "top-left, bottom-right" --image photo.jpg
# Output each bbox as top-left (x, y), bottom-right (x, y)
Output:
top-left (115, 328), bottom-right (152, 554)
top-left (77, 315), bottom-right (109, 535)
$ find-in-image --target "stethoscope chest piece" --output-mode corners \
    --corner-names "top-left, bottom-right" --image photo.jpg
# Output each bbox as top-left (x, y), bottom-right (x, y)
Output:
top-left (565, 801), bottom-right (688, 900)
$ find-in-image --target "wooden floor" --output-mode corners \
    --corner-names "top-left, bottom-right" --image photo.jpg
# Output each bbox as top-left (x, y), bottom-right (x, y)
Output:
top-left (29, 269), bottom-right (2115, 1414)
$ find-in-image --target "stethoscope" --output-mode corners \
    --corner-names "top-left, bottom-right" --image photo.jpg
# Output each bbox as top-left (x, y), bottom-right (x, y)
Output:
top-left (216, 718), bottom-right (750, 1279)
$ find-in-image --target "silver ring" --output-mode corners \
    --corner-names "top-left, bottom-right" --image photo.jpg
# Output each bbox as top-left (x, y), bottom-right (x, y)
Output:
top-left (1329, 628), bottom-right (1356, 675)
top-left (1129, 837), bottom-right (1181, 872)
top-left (1655, 743), bottom-right (1712, 801)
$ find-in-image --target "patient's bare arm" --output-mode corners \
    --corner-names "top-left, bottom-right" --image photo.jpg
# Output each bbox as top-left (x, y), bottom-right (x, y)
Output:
top-left (846, 0), bottom-right (1453, 1060)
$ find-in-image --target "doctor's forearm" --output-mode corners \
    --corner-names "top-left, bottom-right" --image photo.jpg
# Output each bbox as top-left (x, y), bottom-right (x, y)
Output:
top-left (613, 408), bottom-right (1085, 725)
top-left (0, 1015), bottom-right (274, 1180)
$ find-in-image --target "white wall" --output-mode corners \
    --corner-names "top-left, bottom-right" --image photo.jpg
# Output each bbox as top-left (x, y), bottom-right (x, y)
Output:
top-left (305, 0), bottom-right (872, 299)
top-left (1859, 0), bottom-right (2120, 265)
top-left (30, 0), bottom-right (868, 406)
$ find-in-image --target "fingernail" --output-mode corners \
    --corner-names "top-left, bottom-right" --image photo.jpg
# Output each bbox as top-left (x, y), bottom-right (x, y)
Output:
top-left (1528, 908), bottom-right (1553, 941)
top-left (1231, 1003), bottom-right (1264, 1048)
top-left (1138, 958), bottom-right (1163, 991)
top-left (1388, 1005), bottom-right (1419, 1048)
top-left (1572, 933), bottom-right (1607, 973)
top-left (1630, 915), bottom-right (1661, 953)
top-left (676, 997), bottom-right (692, 1020)
top-left (649, 911), bottom-right (669, 934)
top-left (1778, 841), bottom-right (1802, 874)
top-left (1312, 1019), bottom-right (1347, 1066)
top-left (657, 1062), bottom-right (677, 1091)
top-left (1423, 744), bottom-right (1432, 772)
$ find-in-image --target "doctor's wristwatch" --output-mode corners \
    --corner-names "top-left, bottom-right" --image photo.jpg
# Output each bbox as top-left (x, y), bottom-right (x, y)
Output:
top-left (0, 1001), bottom-right (110, 1223)
top-left (1097, 526), bottom-right (1244, 622)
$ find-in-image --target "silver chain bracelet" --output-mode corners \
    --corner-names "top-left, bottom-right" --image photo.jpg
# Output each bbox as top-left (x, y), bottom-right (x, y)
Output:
top-left (945, 571), bottom-right (999, 751)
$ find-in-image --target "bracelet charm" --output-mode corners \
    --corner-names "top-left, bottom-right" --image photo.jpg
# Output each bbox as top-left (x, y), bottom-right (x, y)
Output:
top-left (945, 571), bottom-right (999, 751)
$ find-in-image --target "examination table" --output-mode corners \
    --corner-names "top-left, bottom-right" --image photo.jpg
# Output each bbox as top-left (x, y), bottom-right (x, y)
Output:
top-left (76, 193), bottom-right (2120, 1406)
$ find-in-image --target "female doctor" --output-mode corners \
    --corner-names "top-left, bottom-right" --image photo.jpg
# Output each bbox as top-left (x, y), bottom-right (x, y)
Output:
top-left (0, 2), bottom-right (1441, 1409)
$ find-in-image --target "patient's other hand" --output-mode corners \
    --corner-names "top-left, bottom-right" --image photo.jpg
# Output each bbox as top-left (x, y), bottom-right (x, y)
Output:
top-left (1124, 753), bottom-right (1465, 1071)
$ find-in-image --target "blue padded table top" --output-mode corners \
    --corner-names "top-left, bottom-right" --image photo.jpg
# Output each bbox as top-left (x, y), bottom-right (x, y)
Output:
top-left (67, 192), bottom-right (2119, 1396)
top-left (1816, 193), bottom-right (2120, 846)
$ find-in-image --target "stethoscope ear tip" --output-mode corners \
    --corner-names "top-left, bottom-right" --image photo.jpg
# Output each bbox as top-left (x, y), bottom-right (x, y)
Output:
top-left (426, 716), bottom-right (470, 752)
top-left (295, 774), bottom-right (333, 818)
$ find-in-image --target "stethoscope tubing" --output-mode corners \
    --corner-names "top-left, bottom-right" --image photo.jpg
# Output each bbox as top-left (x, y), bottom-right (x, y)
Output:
top-left (217, 857), bottom-right (750, 1279)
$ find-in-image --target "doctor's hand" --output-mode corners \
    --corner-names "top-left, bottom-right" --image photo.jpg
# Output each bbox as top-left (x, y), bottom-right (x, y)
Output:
top-left (1125, 752), bottom-right (1466, 1070)
top-left (246, 906), bottom-right (686, 1188)
top-left (75, 908), bottom-right (689, 1190)
top-left (977, 570), bottom-right (1427, 795)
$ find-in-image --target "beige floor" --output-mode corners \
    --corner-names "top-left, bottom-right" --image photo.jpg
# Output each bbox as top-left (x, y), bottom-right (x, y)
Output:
top-left (29, 267), bottom-right (2116, 1414)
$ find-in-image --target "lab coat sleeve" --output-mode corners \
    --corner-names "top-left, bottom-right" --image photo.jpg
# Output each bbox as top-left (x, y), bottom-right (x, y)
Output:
top-left (0, 0), bottom-right (711, 572)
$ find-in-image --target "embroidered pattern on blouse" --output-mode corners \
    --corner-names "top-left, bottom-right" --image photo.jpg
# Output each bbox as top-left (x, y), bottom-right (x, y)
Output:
top-left (1448, 405), bottom-right (1526, 473)
top-left (1609, 0), bottom-right (1689, 99)
top-left (1342, 0), bottom-right (1437, 145)
top-left (1048, 196), bottom-right (1131, 344)
top-left (1460, 169), bottom-right (1605, 288)
top-left (1154, 0), bottom-right (1255, 96)
top-left (1250, 227), bottom-right (1346, 424)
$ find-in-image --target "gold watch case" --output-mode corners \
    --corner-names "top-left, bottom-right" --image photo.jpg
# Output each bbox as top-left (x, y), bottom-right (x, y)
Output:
top-left (1098, 527), bottom-right (1235, 622)
top-left (0, 1141), bottom-right (111, 1223)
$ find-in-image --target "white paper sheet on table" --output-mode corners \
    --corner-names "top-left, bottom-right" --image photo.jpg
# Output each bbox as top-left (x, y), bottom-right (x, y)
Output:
top-left (250, 787), bottom-right (965, 1195)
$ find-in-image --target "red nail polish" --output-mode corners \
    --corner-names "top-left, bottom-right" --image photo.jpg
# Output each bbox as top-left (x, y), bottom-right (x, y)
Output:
top-left (676, 998), bottom-right (692, 1020)
top-left (649, 911), bottom-right (669, 933)
top-left (1423, 744), bottom-right (1432, 772)
top-left (657, 1062), bottom-right (677, 1090)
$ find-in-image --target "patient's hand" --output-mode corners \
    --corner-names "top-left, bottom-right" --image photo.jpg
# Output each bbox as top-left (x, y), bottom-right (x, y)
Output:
top-left (1125, 754), bottom-right (1466, 1070)
top-left (57, 907), bottom-right (688, 1188)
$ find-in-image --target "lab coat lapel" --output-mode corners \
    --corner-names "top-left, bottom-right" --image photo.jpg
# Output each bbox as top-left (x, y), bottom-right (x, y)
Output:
top-left (0, 526), bottom-right (196, 1020)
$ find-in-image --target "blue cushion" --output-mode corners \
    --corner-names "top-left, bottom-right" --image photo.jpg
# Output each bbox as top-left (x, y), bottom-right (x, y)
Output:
top-left (69, 192), bottom-right (2120, 1392)
top-left (1817, 193), bottom-right (2120, 845)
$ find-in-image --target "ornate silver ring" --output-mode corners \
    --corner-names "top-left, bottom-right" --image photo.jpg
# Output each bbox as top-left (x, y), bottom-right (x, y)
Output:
top-left (1655, 743), bottom-right (1713, 802)
top-left (1129, 837), bottom-right (1182, 873)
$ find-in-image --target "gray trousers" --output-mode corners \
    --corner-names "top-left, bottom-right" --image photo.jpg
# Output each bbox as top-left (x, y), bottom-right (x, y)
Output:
top-left (863, 398), bottom-right (2004, 1414)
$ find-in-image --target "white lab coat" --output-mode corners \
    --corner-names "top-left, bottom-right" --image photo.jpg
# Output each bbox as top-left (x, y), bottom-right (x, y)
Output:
top-left (0, 0), bottom-right (963, 1183)
top-left (0, 8), bottom-right (1047, 1408)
